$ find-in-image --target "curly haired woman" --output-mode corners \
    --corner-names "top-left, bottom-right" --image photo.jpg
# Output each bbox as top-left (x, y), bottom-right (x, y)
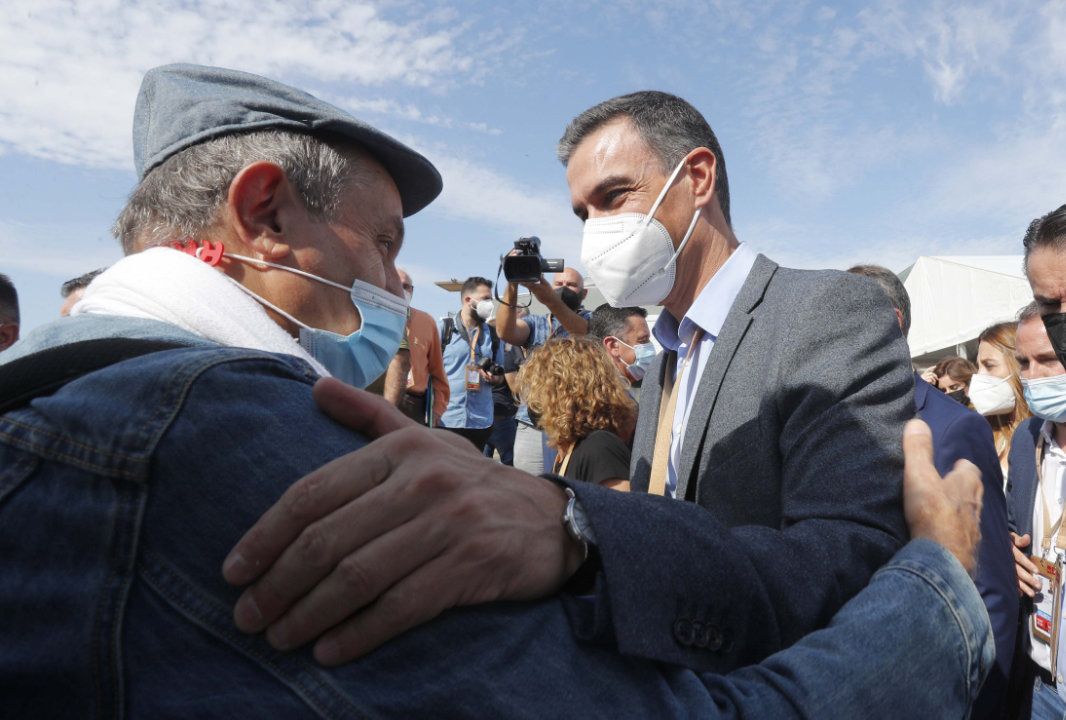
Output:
top-left (518, 337), bottom-right (636, 489)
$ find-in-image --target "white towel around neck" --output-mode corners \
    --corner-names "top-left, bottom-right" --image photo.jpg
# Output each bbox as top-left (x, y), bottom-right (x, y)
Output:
top-left (72, 247), bottom-right (329, 376)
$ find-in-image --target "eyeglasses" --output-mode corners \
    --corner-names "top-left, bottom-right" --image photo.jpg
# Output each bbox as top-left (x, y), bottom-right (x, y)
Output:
top-left (402, 283), bottom-right (414, 292)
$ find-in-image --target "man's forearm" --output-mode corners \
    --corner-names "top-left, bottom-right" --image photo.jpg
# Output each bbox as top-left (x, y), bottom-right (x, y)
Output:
top-left (700, 540), bottom-right (993, 719)
top-left (537, 292), bottom-right (588, 336)
top-left (562, 478), bottom-right (901, 673)
top-left (495, 283), bottom-right (530, 345)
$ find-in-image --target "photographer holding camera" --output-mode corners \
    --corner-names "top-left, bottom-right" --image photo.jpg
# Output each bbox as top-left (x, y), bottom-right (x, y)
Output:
top-left (439, 276), bottom-right (507, 449)
top-left (496, 238), bottom-right (594, 474)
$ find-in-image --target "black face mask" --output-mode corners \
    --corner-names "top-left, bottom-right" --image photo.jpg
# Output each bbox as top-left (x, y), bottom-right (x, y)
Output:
top-left (946, 389), bottom-right (970, 406)
top-left (1044, 313), bottom-right (1066, 369)
top-left (555, 287), bottom-right (583, 312)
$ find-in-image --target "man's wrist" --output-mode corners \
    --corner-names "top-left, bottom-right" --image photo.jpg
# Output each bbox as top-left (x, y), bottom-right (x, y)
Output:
top-left (540, 477), bottom-right (595, 579)
top-left (530, 281), bottom-right (554, 303)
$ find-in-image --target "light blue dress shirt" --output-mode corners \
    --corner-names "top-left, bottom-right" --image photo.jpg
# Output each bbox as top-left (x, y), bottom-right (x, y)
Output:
top-left (651, 243), bottom-right (758, 498)
top-left (440, 314), bottom-right (498, 430)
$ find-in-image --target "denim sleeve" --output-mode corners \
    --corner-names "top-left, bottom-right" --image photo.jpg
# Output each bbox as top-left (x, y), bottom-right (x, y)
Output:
top-left (525, 314), bottom-right (548, 349)
top-left (694, 539), bottom-right (995, 719)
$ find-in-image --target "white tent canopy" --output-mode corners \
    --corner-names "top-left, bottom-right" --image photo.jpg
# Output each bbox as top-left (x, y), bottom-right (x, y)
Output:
top-left (903, 255), bottom-right (1033, 360)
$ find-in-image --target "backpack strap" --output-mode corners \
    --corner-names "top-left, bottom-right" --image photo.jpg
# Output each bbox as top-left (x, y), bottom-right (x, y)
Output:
top-left (440, 317), bottom-right (457, 348)
top-left (0, 338), bottom-right (187, 415)
top-left (489, 325), bottom-right (500, 363)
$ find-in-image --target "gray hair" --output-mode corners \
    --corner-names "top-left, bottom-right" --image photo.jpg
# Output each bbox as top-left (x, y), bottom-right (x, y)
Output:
top-left (113, 130), bottom-right (367, 253)
top-left (1018, 300), bottom-right (1041, 323)
top-left (847, 264), bottom-right (911, 336)
top-left (557, 91), bottom-right (731, 226)
top-left (588, 303), bottom-right (647, 341)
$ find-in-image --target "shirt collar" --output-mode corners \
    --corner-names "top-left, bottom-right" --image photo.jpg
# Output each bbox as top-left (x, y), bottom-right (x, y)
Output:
top-left (1042, 421), bottom-right (1066, 457)
top-left (653, 243), bottom-right (758, 352)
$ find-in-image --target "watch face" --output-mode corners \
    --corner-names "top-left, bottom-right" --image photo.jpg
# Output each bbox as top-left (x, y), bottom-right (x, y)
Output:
top-left (565, 495), bottom-right (594, 544)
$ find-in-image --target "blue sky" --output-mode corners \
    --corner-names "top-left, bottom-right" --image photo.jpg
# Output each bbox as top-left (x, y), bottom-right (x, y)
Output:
top-left (3, 0), bottom-right (1065, 334)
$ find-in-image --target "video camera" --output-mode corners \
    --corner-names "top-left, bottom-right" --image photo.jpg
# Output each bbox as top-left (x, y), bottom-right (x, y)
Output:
top-left (502, 236), bottom-right (564, 284)
top-left (477, 357), bottom-right (505, 377)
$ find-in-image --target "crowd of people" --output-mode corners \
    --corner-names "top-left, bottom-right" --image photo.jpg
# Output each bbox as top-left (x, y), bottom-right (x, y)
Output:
top-left (2, 61), bottom-right (1066, 719)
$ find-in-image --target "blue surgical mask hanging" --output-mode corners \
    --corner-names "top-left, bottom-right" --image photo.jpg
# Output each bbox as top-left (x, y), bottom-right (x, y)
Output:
top-left (225, 253), bottom-right (407, 388)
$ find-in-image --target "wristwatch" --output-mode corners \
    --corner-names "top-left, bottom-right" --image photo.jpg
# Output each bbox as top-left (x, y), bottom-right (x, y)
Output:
top-left (562, 487), bottom-right (596, 562)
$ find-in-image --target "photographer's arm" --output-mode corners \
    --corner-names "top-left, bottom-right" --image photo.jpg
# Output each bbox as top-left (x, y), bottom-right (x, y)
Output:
top-left (495, 282), bottom-right (532, 346)
top-left (527, 279), bottom-right (589, 336)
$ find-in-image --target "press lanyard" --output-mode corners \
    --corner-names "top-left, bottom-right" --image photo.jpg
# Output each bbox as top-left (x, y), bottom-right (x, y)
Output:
top-left (467, 325), bottom-right (481, 363)
top-left (1038, 435), bottom-right (1066, 556)
top-left (553, 444), bottom-right (574, 477)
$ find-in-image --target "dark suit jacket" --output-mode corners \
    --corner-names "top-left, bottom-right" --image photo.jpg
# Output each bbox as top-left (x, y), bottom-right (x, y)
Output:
top-left (915, 376), bottom-right (1017, 720)
top-left (1008, 417), bottom-right (1045, 540)
top-left (1005, 417), bottom-right (1045, 716)
top-left (563, 254), bottom-right (910, 672)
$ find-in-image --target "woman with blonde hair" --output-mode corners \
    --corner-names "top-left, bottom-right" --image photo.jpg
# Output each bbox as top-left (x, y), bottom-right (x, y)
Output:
top-left (970, 321), bottom-right (1031, 480)
top-left (517, 337), bottom-right (636, 489)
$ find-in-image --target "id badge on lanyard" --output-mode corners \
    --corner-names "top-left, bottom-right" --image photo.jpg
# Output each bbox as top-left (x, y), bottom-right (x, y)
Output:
top-left (465, 326), bottom-right (482, 393)
top-left (1033, 434), bottom-right (1066, 674)
top-left (1033, 555), bottom-right (1064, 671)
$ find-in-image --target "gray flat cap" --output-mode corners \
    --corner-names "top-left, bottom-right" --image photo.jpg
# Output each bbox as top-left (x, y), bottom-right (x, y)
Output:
top-left (133, 63), bottom-right (442, 217)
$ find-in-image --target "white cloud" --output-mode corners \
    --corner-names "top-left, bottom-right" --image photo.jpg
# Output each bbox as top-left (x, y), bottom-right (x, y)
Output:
top-left (0, 0), bottom-right (490, 170)
top-left (429, 153), bottom-right (581, 259)
top-left (856, 0), bottom-right (1020, 104)
top-left (740, 215), bottom-right (1019, 275)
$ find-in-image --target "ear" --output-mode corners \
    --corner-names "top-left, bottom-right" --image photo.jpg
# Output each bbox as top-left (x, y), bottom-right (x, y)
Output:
top-left (684, 147), bottom-right (717, 211)
top-left (893, 308), bottom-right (905, 334)
top-left (0, 324), bottom-right (18, 349)
top-left (580, 289), bottom-right (588, 301)
top-left (226, 161), bottom-right (293, 264)
top-left (602, 336), bottom-right (617, 354)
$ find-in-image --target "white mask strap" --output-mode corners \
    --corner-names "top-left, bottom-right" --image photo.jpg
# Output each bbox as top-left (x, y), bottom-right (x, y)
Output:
top-left (225, 252), bottom-right (352, 292)
top-left (662, 208), bottom-right (702, 270)
top-left (643, 155), bottom-right (691, 226)
top-left (224, 275), bottom-right (312, 331)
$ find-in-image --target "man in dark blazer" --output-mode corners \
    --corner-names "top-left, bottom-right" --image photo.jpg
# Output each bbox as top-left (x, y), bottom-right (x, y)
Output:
top-left (848, 264), bottom-right (1017, 719)
top-left (1005, 303), bottom-right (1066, 717)
top-left (916, 376), bottom-right (1018, 717)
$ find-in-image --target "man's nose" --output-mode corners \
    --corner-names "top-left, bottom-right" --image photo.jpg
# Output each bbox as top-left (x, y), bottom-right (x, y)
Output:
top-left (383, 265), bottom-right (405, 300)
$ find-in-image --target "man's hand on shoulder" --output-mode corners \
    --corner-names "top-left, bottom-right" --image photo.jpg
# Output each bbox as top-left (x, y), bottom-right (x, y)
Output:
top-left (222, 378), bottom-right (585, 666)
top-left (902, 419), bottom-right (983, 574)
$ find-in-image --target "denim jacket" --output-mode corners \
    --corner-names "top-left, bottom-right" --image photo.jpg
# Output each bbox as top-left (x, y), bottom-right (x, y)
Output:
top-left (0, 314), bottom-right (994, 718)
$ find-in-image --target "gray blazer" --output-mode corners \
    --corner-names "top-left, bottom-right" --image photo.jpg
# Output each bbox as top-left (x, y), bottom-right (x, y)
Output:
top-left (618, 253), bottom-right (912, 661)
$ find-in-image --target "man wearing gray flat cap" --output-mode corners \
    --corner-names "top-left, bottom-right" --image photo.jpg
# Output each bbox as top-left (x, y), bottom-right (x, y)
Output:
top-left (1, 64), bottom-right (993, 718)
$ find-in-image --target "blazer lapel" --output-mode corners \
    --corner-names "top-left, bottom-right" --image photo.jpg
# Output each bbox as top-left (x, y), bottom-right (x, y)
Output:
top-left (630, 350), bottom-right (670, 493)
top-left (675, 255), bottom-right (778, 502)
